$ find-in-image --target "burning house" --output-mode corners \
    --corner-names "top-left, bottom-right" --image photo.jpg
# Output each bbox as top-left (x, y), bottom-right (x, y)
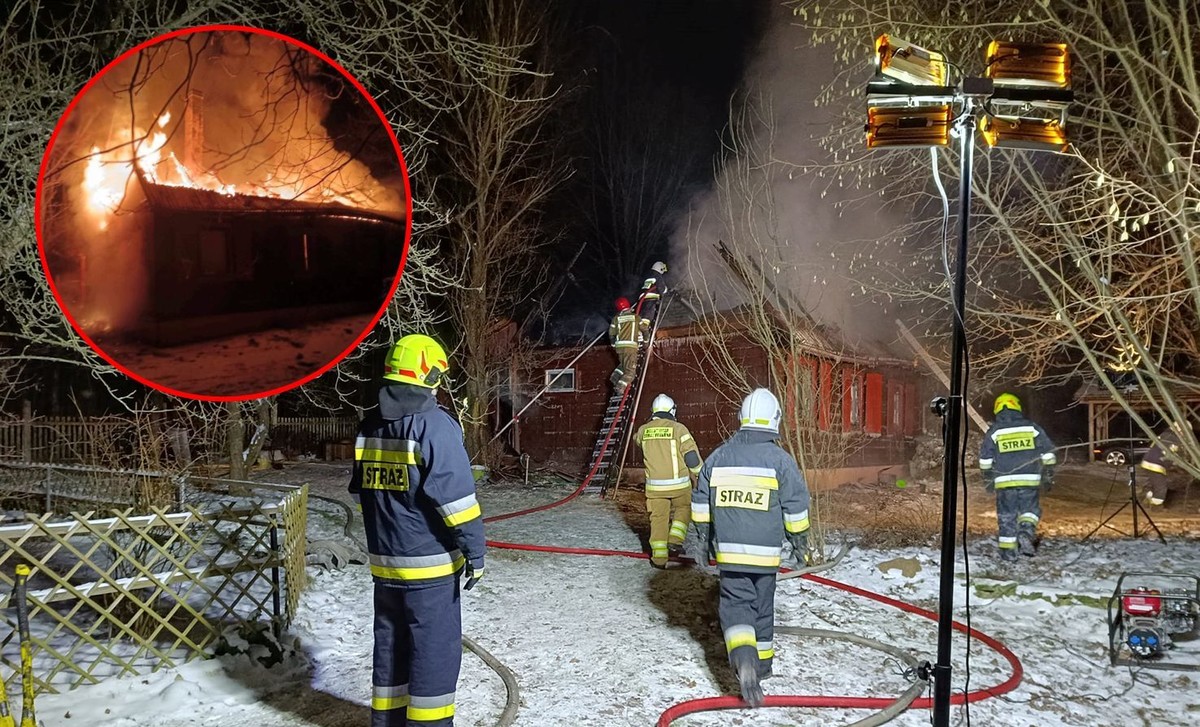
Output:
top-left (504, 306), bottom-right (925, 489)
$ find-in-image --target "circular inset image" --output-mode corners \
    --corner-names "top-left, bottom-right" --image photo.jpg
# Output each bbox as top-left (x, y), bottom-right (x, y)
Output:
top-left (36, 25), bottom-right (410, 401)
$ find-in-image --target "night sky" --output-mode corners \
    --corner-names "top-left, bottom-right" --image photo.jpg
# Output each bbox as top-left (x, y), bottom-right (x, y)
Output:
top-left (546, 1), bottom-right (767, 331)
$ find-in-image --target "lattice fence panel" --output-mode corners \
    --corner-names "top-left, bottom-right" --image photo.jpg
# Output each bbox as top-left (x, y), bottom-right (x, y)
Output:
top-left (0, 486), bottom-right (307, 693)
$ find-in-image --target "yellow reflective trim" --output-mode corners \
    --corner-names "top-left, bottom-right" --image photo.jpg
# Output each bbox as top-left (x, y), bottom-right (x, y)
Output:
top-left (407, 704), bottom-right (456, 721)
top-left (372, 695), bottom-right (410, 711)
top-left (1140, 461), bottom-right (1167, 474)
top-left (357, 448), bottom-right (419, 465)
top-left (692, 512), bottom-right (711, 523)
top-left (371, 555), bottom-right (465, 581)
top-left (716, 552), bottom-right (781, 568)
top-left (758, 648), bottom-right (775, 660)
top-left (785, 518), bottom-right (810, 533)
top-left (443, 503), bottom-right (481, 526)
top-left (713, 473), bottom-right (778, 490)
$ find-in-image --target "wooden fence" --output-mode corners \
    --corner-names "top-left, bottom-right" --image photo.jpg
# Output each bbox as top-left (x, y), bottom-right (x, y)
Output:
top-left (0, 486), bottom-right (308, 693)
top-left (270, 416), bottom-right (359, 458)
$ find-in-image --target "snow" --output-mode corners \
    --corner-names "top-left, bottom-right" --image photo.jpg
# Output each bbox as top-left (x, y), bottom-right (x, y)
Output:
top-left (93, 313), bottom-right (376, 398)
top-left (28, 472), bottom-right (1200, 726)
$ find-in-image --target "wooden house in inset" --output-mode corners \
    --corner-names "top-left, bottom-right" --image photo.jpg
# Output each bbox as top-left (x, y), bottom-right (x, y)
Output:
top-left (137, 180), bottom-right (405, 344)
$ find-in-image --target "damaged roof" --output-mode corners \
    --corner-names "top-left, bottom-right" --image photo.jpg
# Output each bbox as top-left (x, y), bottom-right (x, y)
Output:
top-left (139, 179), bottom-right (405, 224)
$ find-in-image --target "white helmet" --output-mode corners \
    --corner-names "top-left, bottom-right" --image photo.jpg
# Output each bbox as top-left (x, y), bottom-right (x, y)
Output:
top-left (651, 393), bottom-right (676, 416)
top-left (651, 261), bottom-right (668, 275)
top-left (739, 388), bottom-right (782, 433)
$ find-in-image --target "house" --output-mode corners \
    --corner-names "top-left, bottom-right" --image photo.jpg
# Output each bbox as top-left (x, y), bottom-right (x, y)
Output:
top-left (136, 180), bottom-right (405, 344)
top-left (506, 305), bottom-right (926, 489)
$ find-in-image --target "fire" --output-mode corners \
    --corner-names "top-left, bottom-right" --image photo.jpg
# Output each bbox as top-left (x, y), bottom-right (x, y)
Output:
top-left (80, 110), bottom-right (372, 230)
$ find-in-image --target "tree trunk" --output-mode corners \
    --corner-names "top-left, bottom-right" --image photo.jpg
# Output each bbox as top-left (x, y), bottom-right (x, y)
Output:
top-left (227, 402), bottom-right (246, 480)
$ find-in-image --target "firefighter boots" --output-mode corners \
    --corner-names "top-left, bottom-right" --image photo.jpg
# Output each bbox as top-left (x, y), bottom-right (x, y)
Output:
top-left (998, 548), bottom-right (1018, 562)
top-left (1017, 532), bottom-right (1037, 557)
top-left (731, 648), bottom-right (764, 707)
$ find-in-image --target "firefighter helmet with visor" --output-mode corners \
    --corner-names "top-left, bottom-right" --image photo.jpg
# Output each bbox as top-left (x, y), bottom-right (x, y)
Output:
top-left (651, 393), bottom-right (677, 417)
top-left (383, 334), bottom-right (449, 389)
top-left (739, 388), bottom-right (782, 433)
top-left (993, 392), bottom-right (1022, 415)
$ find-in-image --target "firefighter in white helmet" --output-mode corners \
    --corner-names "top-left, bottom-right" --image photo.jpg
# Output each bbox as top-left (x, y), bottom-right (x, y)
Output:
top-left (634, 393), bottom-right (703, 568)
top-left (637, 261), bottom-right (669, 323)
top-left (691, 388), bottom-right (810, 707)
top-left (349, 334), bottom-right (486, 726)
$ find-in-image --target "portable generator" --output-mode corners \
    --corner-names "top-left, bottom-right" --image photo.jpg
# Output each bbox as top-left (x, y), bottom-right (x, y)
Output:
top-left (1107, 573), bottom-right (1200, 671)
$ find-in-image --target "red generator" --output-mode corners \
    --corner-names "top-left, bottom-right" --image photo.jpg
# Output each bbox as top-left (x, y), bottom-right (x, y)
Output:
top-left (1107, 573), bottom-right (1200, 671)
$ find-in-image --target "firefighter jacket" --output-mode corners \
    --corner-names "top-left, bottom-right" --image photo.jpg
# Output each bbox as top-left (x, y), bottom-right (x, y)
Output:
top-left (609, 310), bottom-right (645, 349)
top-left (635, 413), bottom-right (702, 497)
top-left (349, 383), bottom-right (486, 588)
top-left (638, 274), bottom-right (667, 322)
top-left (691, 429), bottom-right (810, 574)
top-left (978, 409), bottom-right (1057, 488)
top-left (1140, 428), bottom-right (1183, 475)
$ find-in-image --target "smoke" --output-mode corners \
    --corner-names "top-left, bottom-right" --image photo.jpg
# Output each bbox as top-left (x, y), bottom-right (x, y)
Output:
top-left (670, 5), bottom-right (908, 347)
top-left (41, 30), bottom-right (405, 335)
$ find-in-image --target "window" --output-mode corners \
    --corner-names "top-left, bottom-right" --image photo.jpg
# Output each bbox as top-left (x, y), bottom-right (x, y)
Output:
top-left (892, 386), bottom-right (904, 432)
top-left (198, 229), bottom-right (229, 276)
top-left (544, 368), bottom-right (575, 392)
top-left (865, 373), bottom-right (883, 435)
top-left (849, 375), bottom-right (862, 428)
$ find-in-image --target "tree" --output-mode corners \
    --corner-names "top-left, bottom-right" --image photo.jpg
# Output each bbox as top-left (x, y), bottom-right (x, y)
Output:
top-left (432, 0), bottom-right (573, 460)
top-left (789, 0), bottom-right (1200, 477)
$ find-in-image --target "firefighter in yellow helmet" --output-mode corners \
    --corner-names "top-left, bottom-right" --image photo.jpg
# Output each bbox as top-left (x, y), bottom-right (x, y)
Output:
top-left (350, 334), bottom-right (486, 727)
top-left (978, 392), bottom-right (1056, 562)
top-left (634, 393), bottom-right (703, 568)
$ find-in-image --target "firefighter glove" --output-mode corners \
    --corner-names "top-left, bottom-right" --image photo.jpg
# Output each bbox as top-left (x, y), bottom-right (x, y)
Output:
top-left (787, 532), bottom-right (809, 562)
top-left (1041, 467), bottom-right (1055, 492)
top-left (983, 474), bottom-right (996, 493)
top-left (463, 561), bottom-right (484, 591)
top-left (694, 524), bottom-right (714, 562)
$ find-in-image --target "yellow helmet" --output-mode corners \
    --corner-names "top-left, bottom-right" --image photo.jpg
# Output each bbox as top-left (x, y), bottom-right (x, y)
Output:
top-left (383, 334), bottom-right (449, 389)
top-left (993, 392), bottom-right (1022, 415)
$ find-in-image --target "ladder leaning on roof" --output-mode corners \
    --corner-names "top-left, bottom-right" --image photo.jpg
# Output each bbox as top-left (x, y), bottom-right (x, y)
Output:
top-left (586, 292), bottom-right (671, 496)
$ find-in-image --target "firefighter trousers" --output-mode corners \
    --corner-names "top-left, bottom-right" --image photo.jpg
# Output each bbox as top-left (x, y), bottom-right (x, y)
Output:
top-left (718, 571), bottom-right (776, 676)
top-left (372, 580), bottom-right (461, 727)
top-left (1143, 471), bottom-right (1169, 503)
top-left (611, 347), bottom-right (639, 390)
top-left (646, 491), bottom-right (690, 566)
top-left (995, 486), bottom-right (1041, 552)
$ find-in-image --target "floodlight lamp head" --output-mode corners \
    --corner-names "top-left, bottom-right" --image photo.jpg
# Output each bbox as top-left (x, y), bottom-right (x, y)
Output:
top-left (985, 41), bottom-right (1071, 89)
top-left (979, 115), bottom-right (1069, 153)
top-left (866, 104), bottom-right (953, 149)
top-left (875, 34), bottom-right (949, 87)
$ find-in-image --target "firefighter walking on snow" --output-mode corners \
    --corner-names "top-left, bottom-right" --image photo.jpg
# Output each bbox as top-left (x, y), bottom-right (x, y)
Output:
top-left (978, 392), bottom-right (1056, 562)
top-left (635, 393), bottom-right (703, 568)
top-left (691, 388), bottom-right (810, 708)
top-left (609, 296), bottom-right (647, 394)
top-left (350, 334), bottom-right (486, 727)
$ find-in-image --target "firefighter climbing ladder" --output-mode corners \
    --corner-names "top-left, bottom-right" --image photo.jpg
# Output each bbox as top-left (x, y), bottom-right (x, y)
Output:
top-left (586, 293), bottom-right (670, 496)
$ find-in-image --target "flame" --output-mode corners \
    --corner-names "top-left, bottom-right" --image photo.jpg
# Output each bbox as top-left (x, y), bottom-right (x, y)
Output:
top-left (80, 111), bottom-right (374, 231)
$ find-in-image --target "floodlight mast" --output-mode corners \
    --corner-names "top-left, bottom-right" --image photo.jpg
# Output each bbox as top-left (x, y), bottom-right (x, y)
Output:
top-left (865, 36), bottom-right (1072, 727)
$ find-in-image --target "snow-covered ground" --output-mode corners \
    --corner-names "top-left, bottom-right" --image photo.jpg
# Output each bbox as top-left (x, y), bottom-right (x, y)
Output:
top-left (30, 475), bottom-right (1200, 726)
top-left (94, 313), bottom-right (376, 397)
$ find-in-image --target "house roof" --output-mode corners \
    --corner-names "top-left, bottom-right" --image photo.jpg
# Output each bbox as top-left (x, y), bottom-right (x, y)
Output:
top-left (1074, 376), bottom-right (1200, 404)
top-left (140, 179), bottom-right (405, 224)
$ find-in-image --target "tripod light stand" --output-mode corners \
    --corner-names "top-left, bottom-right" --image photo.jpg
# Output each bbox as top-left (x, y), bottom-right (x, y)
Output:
top-left (866, 36), bottom-right (1073, 727)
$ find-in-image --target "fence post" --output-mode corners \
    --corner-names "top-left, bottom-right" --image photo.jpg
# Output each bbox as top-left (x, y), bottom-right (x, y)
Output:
top-left (268, 515), bottom-right (281, 639)
top-left (43, 466), bottom-right (51, 513)
top-left (21, 400), bottom-right (32, 462)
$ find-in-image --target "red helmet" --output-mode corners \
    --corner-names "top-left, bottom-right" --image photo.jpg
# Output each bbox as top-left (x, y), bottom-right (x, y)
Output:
top-left (614, 296), bottom-right (631, 311)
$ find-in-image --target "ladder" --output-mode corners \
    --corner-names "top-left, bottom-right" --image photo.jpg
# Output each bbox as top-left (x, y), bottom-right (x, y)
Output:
top-left (584, 293), bottom-right (668, 495)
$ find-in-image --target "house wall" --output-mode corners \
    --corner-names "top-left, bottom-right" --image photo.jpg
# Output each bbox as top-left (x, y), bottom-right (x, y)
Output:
top-left (512, 330), bottom-right (922, 487)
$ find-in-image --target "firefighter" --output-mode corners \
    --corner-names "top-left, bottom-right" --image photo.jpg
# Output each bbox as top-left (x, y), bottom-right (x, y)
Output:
top-left (349, 334), bottom-right (486, 727)
top-left (1139, 420), bottom-right (1190, 506)
top-left (637, 260), bottom-right (669, 322)
top-left (978, 392), bottom-right (1057, 561)
top-left (691, 388), bottom-right (810, 707)
top-left (608, 297), bottom-right (645, 394)
top-left (634, 393), bottom-right (703, 568)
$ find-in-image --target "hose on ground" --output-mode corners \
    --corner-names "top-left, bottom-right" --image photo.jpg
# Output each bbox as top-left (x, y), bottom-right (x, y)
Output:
top-left (463, 635), bottom-right (521, 727)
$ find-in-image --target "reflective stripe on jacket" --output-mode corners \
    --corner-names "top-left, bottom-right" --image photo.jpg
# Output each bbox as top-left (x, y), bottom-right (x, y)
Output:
top-left (350, 384), bottom-right (485, 587)
top-left (978, 409), bottom-right (1056, 488)
top-left (1140, 428), bottom-right (1182, 475)
top-left (692, 429), bottom-right (810, 574)
top-left (609, 312), bottom-right (642, 349)
top-left (635, 415), bottom-right (702, 497)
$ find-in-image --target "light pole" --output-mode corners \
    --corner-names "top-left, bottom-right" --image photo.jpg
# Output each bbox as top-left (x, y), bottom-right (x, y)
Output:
top-left (865, 37), bottom-right (1073, 727)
